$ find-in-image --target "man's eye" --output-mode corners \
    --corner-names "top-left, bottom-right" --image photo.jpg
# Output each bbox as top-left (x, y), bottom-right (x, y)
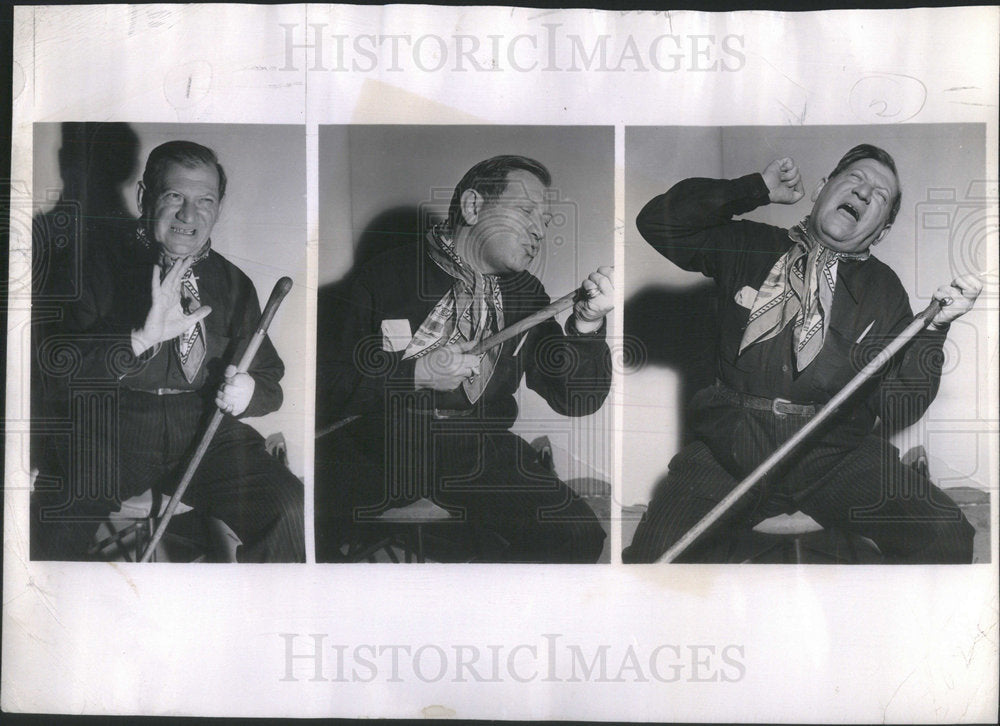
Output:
top-left (198, 198), bottom-right (216, 207)
top-left (162, 192), bottom-right (182, 202)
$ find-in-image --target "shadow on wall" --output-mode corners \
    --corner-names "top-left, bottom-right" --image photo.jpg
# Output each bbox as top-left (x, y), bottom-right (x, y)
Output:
top-left (33, 122), bottom-right (140, 301)
top-left (30, 122), bottom-right (142, 559)
top-left (32, 122), bottom-right (141, 457)
top-left (315, 205), bottom-right (434, 429)
top-left (623, 281), bottom-right (719, 440)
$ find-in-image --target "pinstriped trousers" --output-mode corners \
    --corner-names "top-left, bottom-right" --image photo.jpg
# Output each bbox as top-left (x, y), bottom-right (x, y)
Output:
top-left (623, 385), bottom-right (975, 564)
top-left (33, 389), bottom-right (305, 562)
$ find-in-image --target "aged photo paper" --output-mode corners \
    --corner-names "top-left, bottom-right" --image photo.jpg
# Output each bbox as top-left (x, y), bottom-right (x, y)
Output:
top-left (4, 3), bottom-right (998, 721)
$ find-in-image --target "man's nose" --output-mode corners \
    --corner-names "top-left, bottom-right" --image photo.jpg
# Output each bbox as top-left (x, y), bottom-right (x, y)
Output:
top-left (853, 183), bottom-right (872, 203)
top-left (176, 199), bottom-right (195, 223)
top-left (529, 211), bottom-right (545, 241)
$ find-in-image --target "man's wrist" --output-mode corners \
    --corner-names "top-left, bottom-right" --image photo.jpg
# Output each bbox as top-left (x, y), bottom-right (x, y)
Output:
top-left (747, 173), bottom-right (774, 205)
top-left (131, 329), bottom-right (151, 356)
top-left (569, 313), bottom-right (605, 335)
top-left (131, 330), bottom-right (163, 358)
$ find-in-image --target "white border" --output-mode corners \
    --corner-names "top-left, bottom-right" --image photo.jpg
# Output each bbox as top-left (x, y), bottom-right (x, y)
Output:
top-left (4, 4), bottom-right (998, 722)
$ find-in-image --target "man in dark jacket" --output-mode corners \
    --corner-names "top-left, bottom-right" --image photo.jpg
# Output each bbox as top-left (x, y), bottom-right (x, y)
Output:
top-left (32, 140), bottom-right (304, 562)
top-left (315, 155), bottom-right (614, 563)
top-left (625, 144), bottom-right (981, 564)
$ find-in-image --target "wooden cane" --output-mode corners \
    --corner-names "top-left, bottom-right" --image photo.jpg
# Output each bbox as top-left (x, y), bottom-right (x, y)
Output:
top-left (314, 286), bottom-right (596, 440)
top-left (656, 298), bottom-right (945, 564)
top-left (469, 289), bottom-right (581, 356)
top-left (139, 277), bottom-right (294, 562)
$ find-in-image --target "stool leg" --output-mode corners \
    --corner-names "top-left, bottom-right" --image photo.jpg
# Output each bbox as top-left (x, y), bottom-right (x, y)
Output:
top-left (145, 517), bottom-right (158, 562)
top-left (403, 530), bottom-right (413, 564)
top-left (117, 522), bottom-right (139, 562)
top-left (122, 519), bottom-right (146, 562)
top-left (845, 532), bottom-right (859, 564)
top-left (416, 525), bottom-right (425, 564)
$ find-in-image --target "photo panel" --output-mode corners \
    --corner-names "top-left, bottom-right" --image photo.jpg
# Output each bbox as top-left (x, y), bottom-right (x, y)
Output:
top-left (26, 122), bottom-right (308, 563)
top-left (314, 124), bottom-right (616, 563)
top-left (622, 124), bottom-right (993, 564)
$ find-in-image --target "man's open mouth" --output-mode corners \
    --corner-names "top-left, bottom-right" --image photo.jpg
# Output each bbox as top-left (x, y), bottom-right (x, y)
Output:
top-left (837, 203), bottom-right (860, 221)
top-left (170, 226), bottom-right (196, 236)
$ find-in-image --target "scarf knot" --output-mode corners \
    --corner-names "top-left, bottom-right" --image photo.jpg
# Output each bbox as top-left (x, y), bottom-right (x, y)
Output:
top-left (739, 219), bottom-right (865, 370)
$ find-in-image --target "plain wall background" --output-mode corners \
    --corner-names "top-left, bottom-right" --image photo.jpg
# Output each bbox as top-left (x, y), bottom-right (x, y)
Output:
top-left (623, 124), bottom-right (991, 507)
top-left (32, 122), bottom-right (309, 476)
top-left (318, 125), bottom-right (615, 485)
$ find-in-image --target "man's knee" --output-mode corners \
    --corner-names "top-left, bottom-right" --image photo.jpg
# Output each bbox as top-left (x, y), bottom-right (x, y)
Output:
top-left (884, 513), bottom-right (976, 564)
top-left (505, 496), bottom-right (606, 563)
top-left (234, 457), bottom-right (305, 552)
top-left (573, 513), bottom-right (607, 563)
top-left (240, 471), bottom-right (305, 563)
top-left (926, 514), bottom-right (976, 564)
top-left (545, 499), bottom-right (606, 563)
top-left (271, 470), bottom-right (305, 523)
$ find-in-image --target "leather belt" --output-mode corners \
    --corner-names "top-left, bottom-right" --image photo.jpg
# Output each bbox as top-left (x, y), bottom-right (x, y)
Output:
top-left (410, 407), bottom-right (475, 420)
top-left (124, 387), bottom-right (190, 396)
top-left (714, 381), bottom-right (817, 416)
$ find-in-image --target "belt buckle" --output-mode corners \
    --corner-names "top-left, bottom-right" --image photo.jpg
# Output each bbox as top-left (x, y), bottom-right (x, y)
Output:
top-left (771, 397), bottom-right (793, 415)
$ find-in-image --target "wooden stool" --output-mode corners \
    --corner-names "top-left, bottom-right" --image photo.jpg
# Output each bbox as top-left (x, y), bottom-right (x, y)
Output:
top-left (748, 511), bottom-right (825, 564)
top-left (736, 511), bottom-right (881, 564)
top-left (89, 431), bottom-right (292, 562)
top-left (737, 448), bottom-right (931, 564)
top-left (91, 489), bottom-right (240, 562)
top-left (345, 498), bottom-right (456, 563)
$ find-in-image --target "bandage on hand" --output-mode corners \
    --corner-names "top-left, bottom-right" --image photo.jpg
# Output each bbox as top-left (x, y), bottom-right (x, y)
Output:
top-left (930, 274), bottom-right (983, 328)
top-left (215, 364), bottom-right (255, 415)
top-left (414, 341), bottom-right (481, 391)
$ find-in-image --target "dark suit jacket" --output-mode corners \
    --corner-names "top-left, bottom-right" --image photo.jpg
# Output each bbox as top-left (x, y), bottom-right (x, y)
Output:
top-left (318, 240), bottom-right (612, 433)
top-left (637, 173), bottom-right (948, 436)
top-left (56, 233), bottom-right (284, 419)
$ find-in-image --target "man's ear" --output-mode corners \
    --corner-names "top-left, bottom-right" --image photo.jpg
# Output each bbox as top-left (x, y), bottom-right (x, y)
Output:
top-left (136, 181), bottom-right (146, 217)
top-left (460, 189), bottom-right (483, 226)
top-left (810, 177), bottom-right (827, 202)
top-left (871, 224), bottom-right (891, 246)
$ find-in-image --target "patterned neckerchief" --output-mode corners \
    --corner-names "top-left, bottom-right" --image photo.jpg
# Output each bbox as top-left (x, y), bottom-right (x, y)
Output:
top-left (402, 225), bottom-right (503, 403)
top-left (739, 218), bottom-right (869, 371)
top-left (158, 239), bottom-right (212, 383)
